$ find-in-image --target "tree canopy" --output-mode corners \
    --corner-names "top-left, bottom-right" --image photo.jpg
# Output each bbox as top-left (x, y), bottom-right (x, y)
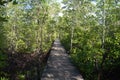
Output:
top-left (0, 0), bottom-right (120, 80)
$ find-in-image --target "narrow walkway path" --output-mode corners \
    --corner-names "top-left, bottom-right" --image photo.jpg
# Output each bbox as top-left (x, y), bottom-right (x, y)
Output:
top-left (41, 39), bottom-right (84, 80)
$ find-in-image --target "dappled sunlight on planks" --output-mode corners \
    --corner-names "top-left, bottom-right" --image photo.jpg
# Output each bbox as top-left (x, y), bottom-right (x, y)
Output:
top-left (52, 46), bottom-right (65, 52)
top-left (41, 39), bottom-right (84, 80)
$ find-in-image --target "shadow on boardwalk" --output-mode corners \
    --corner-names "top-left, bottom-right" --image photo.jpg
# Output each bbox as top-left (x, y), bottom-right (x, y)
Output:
top-left (41, 39), bottom-right (84, 80)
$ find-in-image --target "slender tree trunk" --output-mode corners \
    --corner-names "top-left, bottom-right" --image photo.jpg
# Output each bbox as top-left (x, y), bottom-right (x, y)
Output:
top-left (70, 26), bottom-right (74, 51)
top-left (98, 0), bottom-right (106, 80)
top-left (40, 25), bottom-right (42, 52)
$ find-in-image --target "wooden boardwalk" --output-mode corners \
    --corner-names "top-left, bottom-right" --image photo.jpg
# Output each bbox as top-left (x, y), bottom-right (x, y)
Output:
top-left (41, 39), bottom-right (84, 80)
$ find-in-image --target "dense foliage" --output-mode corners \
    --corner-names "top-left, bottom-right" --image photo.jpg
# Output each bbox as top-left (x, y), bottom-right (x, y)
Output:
top-left (60, 0), bottom-right (120, 80)
top-left (0, 0), bottom-right (59, 79)
top-left (0, 0), bottom-right (120, 80)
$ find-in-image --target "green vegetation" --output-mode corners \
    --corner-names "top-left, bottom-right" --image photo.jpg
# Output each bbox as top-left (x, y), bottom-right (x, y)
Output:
top-left (60, 0), bottom-right (120, 80)
top-left (0, 0), bottom-right (120, 80)
top-left (0, 0), bottom-right (58, 79)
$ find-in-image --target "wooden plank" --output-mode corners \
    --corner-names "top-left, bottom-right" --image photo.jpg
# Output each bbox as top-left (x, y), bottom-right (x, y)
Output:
top-left (41, 39), bottom-right (84, 80)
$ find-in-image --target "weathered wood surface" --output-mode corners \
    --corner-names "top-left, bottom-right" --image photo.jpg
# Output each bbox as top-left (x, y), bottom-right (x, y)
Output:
top-left (41, 39), bottom-right (84, 80)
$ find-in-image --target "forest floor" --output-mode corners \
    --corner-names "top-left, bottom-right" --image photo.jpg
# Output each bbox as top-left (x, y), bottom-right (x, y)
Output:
top-left (1, 45), bottom-right (51, 80)
top-left (41, 39), bottom-right (84, 80)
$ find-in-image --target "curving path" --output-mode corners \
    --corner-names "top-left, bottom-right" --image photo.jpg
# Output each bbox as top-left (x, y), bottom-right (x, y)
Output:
top-left (41, 39), bottom-right (84, 80)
